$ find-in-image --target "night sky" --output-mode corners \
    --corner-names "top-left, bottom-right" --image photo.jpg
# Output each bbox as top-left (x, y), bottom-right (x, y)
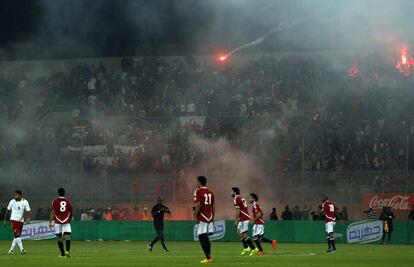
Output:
top-left (1, 0), bottom-right (414, 59)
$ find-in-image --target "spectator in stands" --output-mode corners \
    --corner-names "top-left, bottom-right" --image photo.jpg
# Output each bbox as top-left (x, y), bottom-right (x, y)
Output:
top-left (0, 207), bottom-right (5, 220)
top-left (103, 207), bottom-right (113, 221)
top-left (340, 206), bottom-right (349, 220)
top-left (270, 208), bottom-right (278, 220)
top-left (301, 205), bottom-right (311, 220)
top-left (34, 208), bottom-right (48, 220)
top-left (311, 211), bottom-right (319, 221)
top-left (81, 209), bottom-right (94, 221)
top-left (281, 205), bottom-right (293, 221)
top-left (93, 209), bottom-right (103, 220)
top-left (317, 205), bottom-right (326, 221)
top-left (130, 206), bottom-right (142, 220)
top-left (292, 205), bottom-right (302, 220)
top-left (364, 208), bottom-right (377, 220)
top-left (409, 204), bottom-right (414, 220)
top-left (142, 207), bottom-right (151, 220)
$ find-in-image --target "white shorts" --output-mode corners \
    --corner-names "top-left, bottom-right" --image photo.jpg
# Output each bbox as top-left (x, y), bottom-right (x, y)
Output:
top-left (197, 221), bottom-right (214, 236)
top-left (237, 220), bottom-right (249, 234)
top-left (325, 221), bottom-right (336, 233)
top-left (55, 223), bottom-right (72, 235)
top-left (252, 224), bottom-right (264, 237)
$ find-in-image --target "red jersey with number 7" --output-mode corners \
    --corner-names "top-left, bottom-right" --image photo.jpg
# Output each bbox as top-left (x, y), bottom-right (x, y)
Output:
top-left (252, 202), bottom-right (265, 225)
top-left (51, 197), bottom-right (73, 224)
top-left (194, 187), bottom-right (215, 223)
top-left (322, 200), bottom-right (338, 223)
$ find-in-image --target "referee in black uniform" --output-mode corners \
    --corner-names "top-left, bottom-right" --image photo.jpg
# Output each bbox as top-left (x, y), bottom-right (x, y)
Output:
top-left (147, 197), bottom-right (171, 252)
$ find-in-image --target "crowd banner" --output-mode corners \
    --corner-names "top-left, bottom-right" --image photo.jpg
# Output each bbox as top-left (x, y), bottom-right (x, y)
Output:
top-left (1, 221), bottom-right (413, 244)
top-left (193, 220), bottom-right (226, 241)
top-left (179, 116), bottom-right (206, 127)
top-left (21, 221), bottom-right (56, 240)
top-left (362, 193), bottom-right (414, 211)
top-left (346, 220), bottom-right (383, 244)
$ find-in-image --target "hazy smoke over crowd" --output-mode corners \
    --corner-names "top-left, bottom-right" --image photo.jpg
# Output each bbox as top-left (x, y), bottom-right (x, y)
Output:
top-left (1, 0), bottom-right (414, 219)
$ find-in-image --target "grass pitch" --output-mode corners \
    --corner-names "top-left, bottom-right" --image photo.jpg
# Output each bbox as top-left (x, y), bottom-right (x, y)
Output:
top-left (0, 240), bottom-right (413, 267)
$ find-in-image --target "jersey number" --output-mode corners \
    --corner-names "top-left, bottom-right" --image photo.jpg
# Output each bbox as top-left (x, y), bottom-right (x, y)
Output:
top-left (329, 204), bottom-right (335, 212)
top-left (60, 201), bottom-right (67, 212)
top-left (204, 193), bottom-right (212, 205)
top-left (242, 199), bottom-right (247, 208)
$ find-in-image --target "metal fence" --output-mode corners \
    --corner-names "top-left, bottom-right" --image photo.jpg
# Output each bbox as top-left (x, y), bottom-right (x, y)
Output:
top-left (1, 159), bottom-right (413, 220)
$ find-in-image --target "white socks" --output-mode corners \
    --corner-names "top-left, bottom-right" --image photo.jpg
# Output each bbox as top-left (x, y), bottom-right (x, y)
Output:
top-left (10, 238), bottom-right (24, 252)
top-left (10, 238), bottom-right (17, 251)
top-left (16, 237), bottom-right (24, 251)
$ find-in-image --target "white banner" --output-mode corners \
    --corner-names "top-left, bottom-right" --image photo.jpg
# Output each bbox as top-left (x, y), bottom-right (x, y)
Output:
top-left (21, 221), bottom-right (56, 240)
top-left (193, 220), bottom-right (226, 241)
top-left (346, 220), bottom-right (383, 244)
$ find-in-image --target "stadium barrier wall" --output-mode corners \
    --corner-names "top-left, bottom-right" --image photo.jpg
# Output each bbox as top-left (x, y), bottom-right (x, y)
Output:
top-left (1, 221), bottom-right (413, 244)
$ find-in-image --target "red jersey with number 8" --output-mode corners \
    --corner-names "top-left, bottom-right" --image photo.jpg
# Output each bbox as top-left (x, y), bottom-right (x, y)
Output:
top-left (194, 187), bottom-right (214, 223)
top-left (322, 200), bottom-right (338, 223)
top-left (51, 197), bottom-right (73, 224)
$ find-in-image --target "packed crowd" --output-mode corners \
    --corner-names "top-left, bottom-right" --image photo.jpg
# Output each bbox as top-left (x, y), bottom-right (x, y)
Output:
top-left (0, 204), bottom-right (349, 221)
top-left (270, 205), bottom-right (349, 221)
top-left (1, 53), bottom-right (414, 175)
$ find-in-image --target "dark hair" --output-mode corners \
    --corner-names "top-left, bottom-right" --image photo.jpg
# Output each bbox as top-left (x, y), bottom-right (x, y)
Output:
top-left (250, 193), bottom-right (259, 201)
top-left (58, 188), bottom-right (65, 196)
top-left (197, 176), bottom-right (207, 186)
top-left (15, 190), bottom-right (22, 195)
top-left (232, 187), bottom-right (240, 195)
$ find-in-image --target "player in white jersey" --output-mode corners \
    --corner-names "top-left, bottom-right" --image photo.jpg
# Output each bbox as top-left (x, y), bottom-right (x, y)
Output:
top-left (3, 190), bottom-right (31, 255)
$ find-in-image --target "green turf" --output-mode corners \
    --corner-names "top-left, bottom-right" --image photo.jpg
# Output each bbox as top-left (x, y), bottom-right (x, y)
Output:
top-left (0, 240), bottom-right (413, 267)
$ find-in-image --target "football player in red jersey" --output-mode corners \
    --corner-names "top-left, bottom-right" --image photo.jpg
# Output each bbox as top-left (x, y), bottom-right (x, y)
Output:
top-left (49, 188), bottom-right (73, 258)
top-left (231, 187), bottom-right (257, 256)
top-left (248, 193), bottom-right (277, 255)
top-left (193, 176), bottom-right (215, 264)
top-left (322, 195), bottom-right (339, 253)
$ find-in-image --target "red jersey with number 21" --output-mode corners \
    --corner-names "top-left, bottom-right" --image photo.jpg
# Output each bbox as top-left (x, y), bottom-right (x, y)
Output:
top-left (234, 195), bottom-right (251, 221)
top-left (322, 200), bottom-right (338, 223)
top-left (51, 197), bottom-right (73, 224)
top-left (194, 187), bottom-right (214, 223)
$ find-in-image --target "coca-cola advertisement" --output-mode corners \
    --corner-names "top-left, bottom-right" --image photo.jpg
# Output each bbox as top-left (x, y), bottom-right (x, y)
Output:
top-left (363, 193), bottom-right (414, 211)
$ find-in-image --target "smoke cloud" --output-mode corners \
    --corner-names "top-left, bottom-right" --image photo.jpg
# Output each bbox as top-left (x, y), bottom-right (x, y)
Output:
top-left (1, 0), bottom-right (414, 220)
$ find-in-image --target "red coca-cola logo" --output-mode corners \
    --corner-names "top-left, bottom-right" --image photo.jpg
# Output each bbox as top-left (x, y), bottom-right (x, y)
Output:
top-left (368, 195), bottom-right (410, 210)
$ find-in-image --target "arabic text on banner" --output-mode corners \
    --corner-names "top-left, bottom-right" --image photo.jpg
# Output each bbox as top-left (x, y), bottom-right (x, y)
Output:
top-left (193, 220), bottom-right (226, 241)
top-left (21, 221), bottom-right (56, 240)
top-left (347, 220), bottom-right (383, 244)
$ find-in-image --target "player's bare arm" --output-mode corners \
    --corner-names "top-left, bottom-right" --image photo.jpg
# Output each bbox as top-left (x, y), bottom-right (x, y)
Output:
top-left (49, 208), bottom-right (56, 228)
top-left (194, 201), bottom-right (201, 222)
top-left (26, 211), bottom-right (31, 224)
top-left (3, 210), bottom-right (9, 226)
top-left (252, 210), bottom-right (262, 223)
top-left (234, 206), bottom-right (240, 225)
